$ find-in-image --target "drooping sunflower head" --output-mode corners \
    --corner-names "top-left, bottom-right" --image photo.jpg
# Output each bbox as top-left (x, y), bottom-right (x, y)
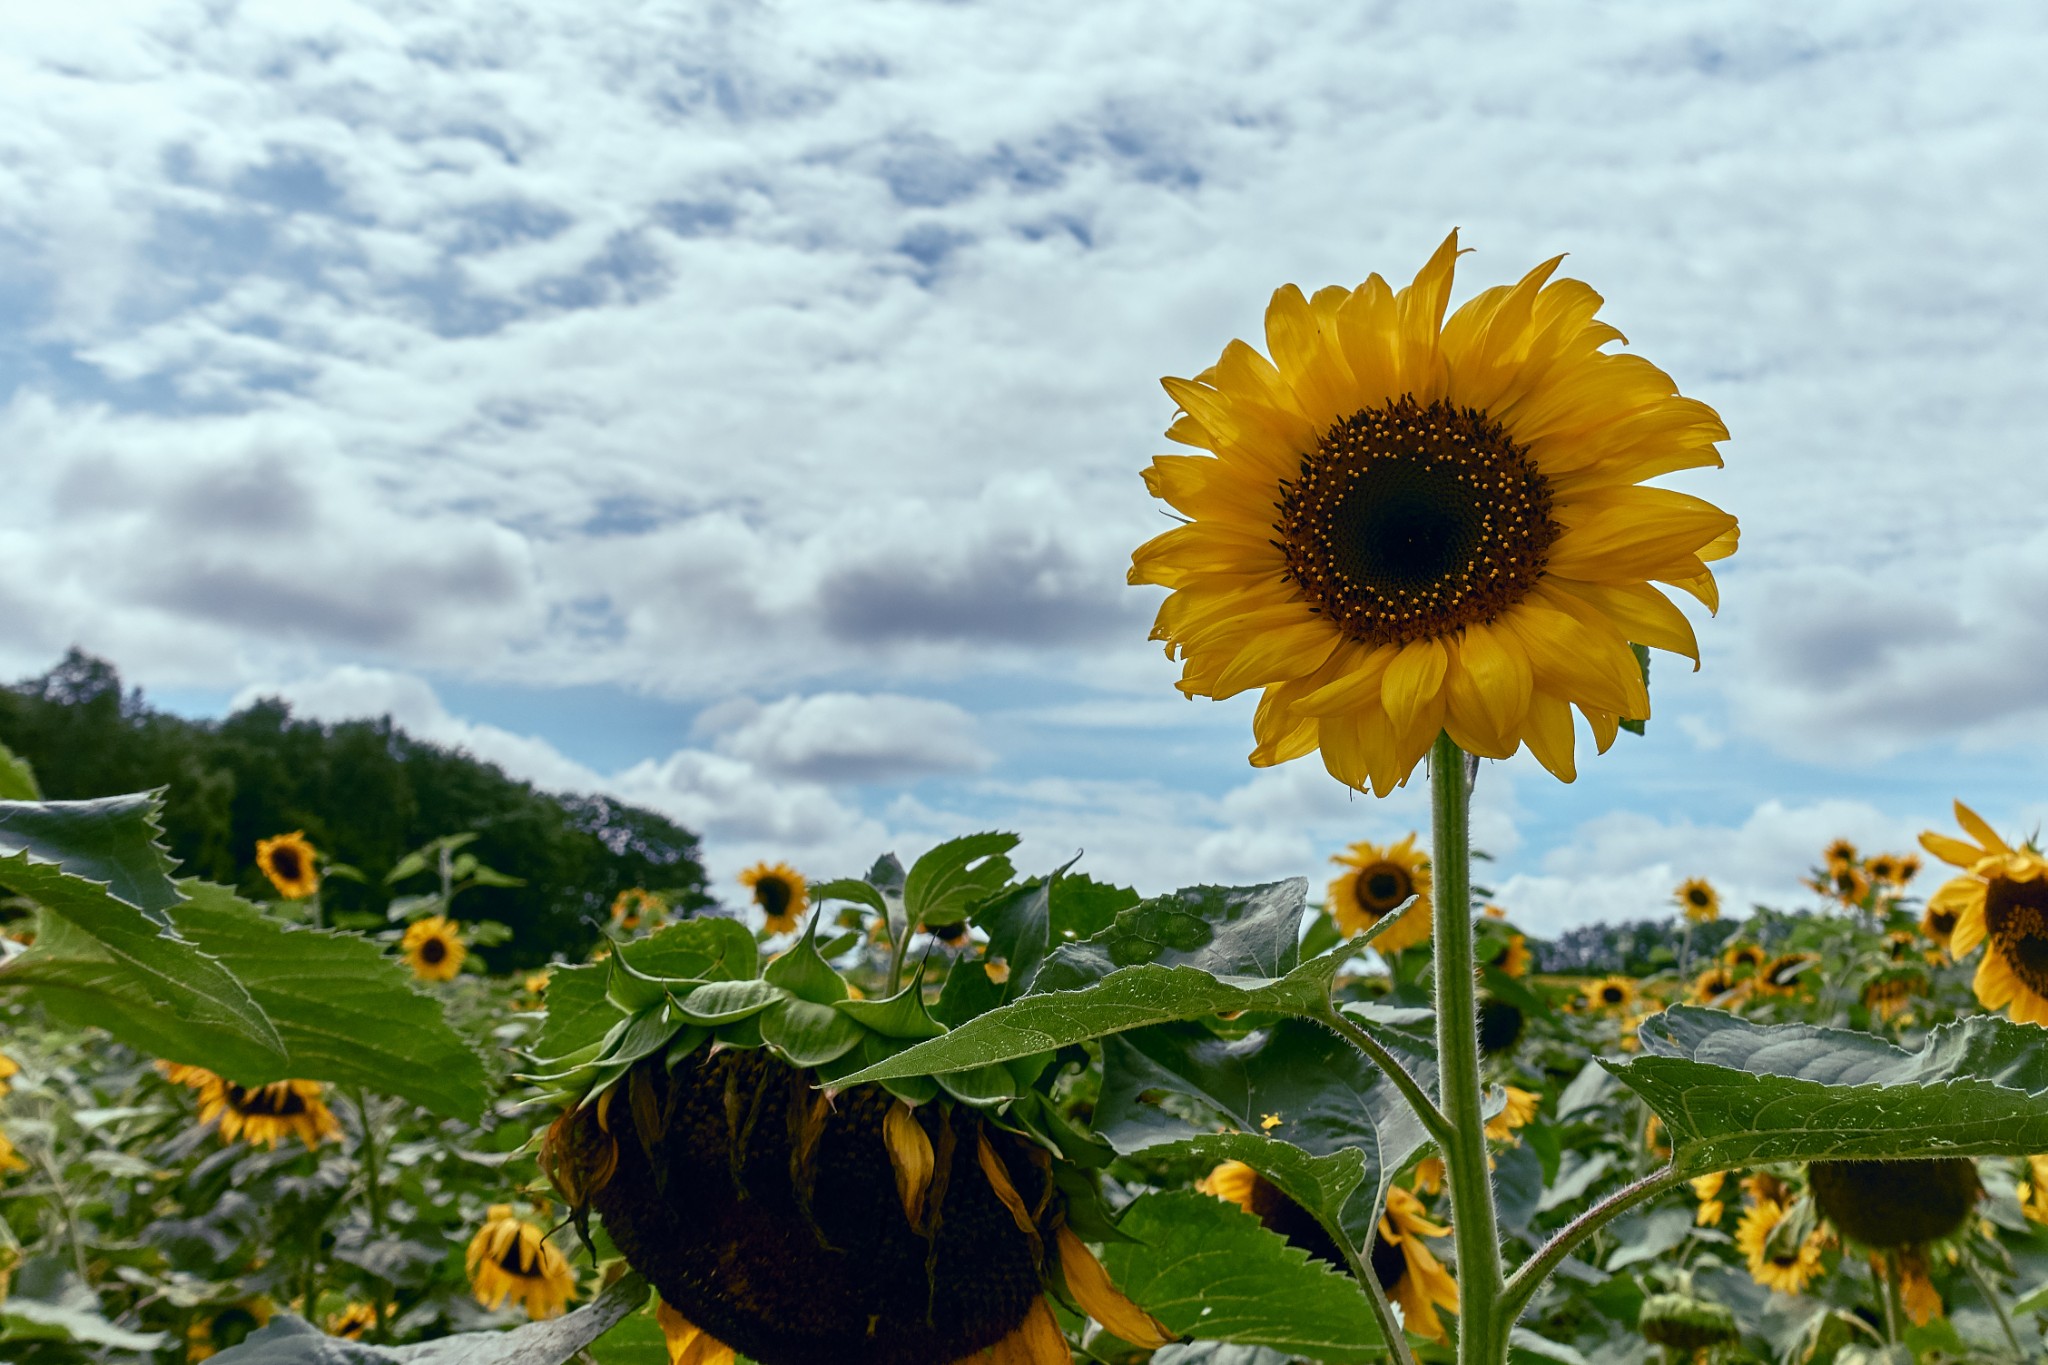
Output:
top-left (1636, 1290), bottom-right (1740, 1355)
top-left (1674, 877), bottom-right (1720, 923)
top-left (326, 1303), bottom-right (379, 1341)
top-left (402, 915), bottom-right (468, 982)
top-left (255, 831), bottom-right (320, 900)
top-left (1861, 970), bottom-right (1926, 1023)
top-left (158, 1062), bottom-right (340, 1150)
top-left (1327, 834), bottom-right (1433, 950)
top-left (1885, 930), bottom-right (1917, 963)
top-left (1690, 966), bottom-right (1740, 1005)
top-left (188, 1299), bottom-right (273, 1360)
top-left (1129, 232), bottom-right (1736, 796)
top-left (467, 1204), bottom-right (577, 1320)
top-left (1197, 1160), bottom-right (1347, 1267)
top-left (738, 862), bottom-right (809, 935)
top-left (1589, 976), bottom-right (1636, 1012)
top-left (1807, 1158), bottom-right (1981, 1250)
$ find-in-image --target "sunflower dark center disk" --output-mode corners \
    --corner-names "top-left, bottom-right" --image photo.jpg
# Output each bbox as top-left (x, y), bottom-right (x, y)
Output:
top-left (227, 1083), bottom-right (307, 1117)
top-left (1928, 910), bottom-right (1957, 936)
top-left (421, 938), bottom-right (448, 964)
top-left (1277, 397), bottom-right (1558, 647)
top-left (1986, 877), bottom-right (2048, 996)
top-left (756, 877), bottom-right (793, 918)
top-left (1808, 1157), bottom-right (1980, 1248)
top-left (1688, 889), bottom-right (1710, 906)
top-left (272, 849), bottom-right (303, 881)
top-left (1370, 1230), bottom-right (1408, 1292)
top-left (1601, 986), bottom-right (1624, 1004)
top-left (1357, 863), bottom-right (1411, 914)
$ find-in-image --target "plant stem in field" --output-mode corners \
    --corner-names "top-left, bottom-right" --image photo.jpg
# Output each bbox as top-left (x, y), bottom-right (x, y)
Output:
top-left (1877, 1252), bottom-right (1903, 1343)
top-left (1325, 1213), bottom-right (1420, 1365)
top-left (1964, 1253), bottom-right (2026, 1360)
top-left (1428, 732), bottom-right (1505, 1365)
top-left (353, 1088), bottom-right (392, 1342)
top-left (1500, 1166), bottom-right (1685, 1318)
top-left (1315, 1006), bottom-right (1452, 1149)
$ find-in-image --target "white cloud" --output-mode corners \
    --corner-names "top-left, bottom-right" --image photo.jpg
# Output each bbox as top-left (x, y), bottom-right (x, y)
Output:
top-left (694, 691), bottom-right (992, 783)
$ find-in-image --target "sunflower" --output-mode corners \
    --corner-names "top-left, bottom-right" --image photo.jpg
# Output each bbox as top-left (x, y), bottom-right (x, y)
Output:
top-left (1724, 942), bottom-right (1766, 973)
top-left (611, 887), bottom-right (666, 932)
top-left (739, 862), bottom-right (808, 935)
top-left (1588, 976), bottom-right (1636, 1012)
top-left (1921, 801), bottom-right (2048, 1024)
top-left (1893, 1247), bottom-right (1943, 1327)
top-left (0, 1050), bottom-right (16, 1097)
top-left (1866, 853), bottom-right (1901, 884)
top-left (1484, 1086), bottom-right (1541, 1143)
top-left (1486, 933), bottom-right (1530, 978)
top-left (925, 919), bottom-right (971, 945)
top-left (1128, 231), bottom-right (1736, 795)
top-left (1327, 834), bottom-right (1433, 950)
top-left (1200, 1159), bottom-right (1350, 1267)
top-left (0, 1127), bottom-right (27, 1175)
top-left (1735, 1199), bottom-right (1827, 1295)
top-left (255, 831), bottom-right (319, 900)
top-left (658, 1299), bottom-right (738, 1365)
top-left (1920, 896), bottom-right (1963, 953)
top-left (1757, 953), bottom-right (1817, 995)
top-left (1812, 863), bottom-right (1870, 906)
top-left (401, 915), bottom-right (468, 982)
top-left (1823, 839), bottom-right (1858, 874)
top-left (1861, 970), bottom-right (1926, 1023)
top-left (1675, 877), bottom-right (1720, 923)
top-left (187, 1299), bottom-right (273, 1361)
top-left (1372, 1185), bottom-right (1460, 1342)
top-left (1689, 966), bottom-right (1741, 1006)
top-left (326, 1303), bottom-right (378, 1341)
top-left (2016, 1155), bottom-right (2048, 1226)
top-left (1691, 1171), bottom-right (1727, 1226)
top-left (1895, 854), bottom-right (1922, 884)
top-left (157, 1062), bottom-right (340, 1150)
top-left (1807, 1158), bottom-right (1980, 1251)
top-left (467, 1204), bottom-right (577, 1320)
top-left (1476, 996), bottom-right (1524, 1055)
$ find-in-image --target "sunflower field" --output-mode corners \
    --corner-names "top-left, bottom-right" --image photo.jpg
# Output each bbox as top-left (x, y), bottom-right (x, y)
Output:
top-left (6, 238), bottom-right (2048, 1365)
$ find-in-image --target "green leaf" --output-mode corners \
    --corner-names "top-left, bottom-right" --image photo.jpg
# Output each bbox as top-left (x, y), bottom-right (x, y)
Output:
top-left (1034, 879), bottom-right (1307, 994)
top-left (760, 998), bottom-right (866, 1066)
top-left (0, 792), bottom-right (184, 919)
top-left (837, 939), bottom-right (1367, 1087)
top-left (0, 741), bottom-right (40, 801)
top-left (164, 882), bottom-right (489, 1118)
top-left (1099, 1190), bottom-right (1382, 1361)
top-left (1607, 1006), bottom-right (2048, 1175)
top-left (1095, 1016), bottom-right (1432, 1241)
top-left (833, 969), bottom-right (945, 1039)
top-left (533, 964), bottom-right (614, 1063)
top-left (973, 874), bottom-right (1056, 996)
top-left (904, 832), bottom-right (1018, 926)
top-left (810, 876), bottom-right (888, 918)
top-left (629, 917), bottom-right (760, 983)
top-left (0, 874), bottom-right (285, 1078)
top-left (674, 978), bottom-right (787, 1024)
top-left (763, 919), bottom-right (848, 1004)
top-left (1048, 872), bottom-right (1139, 944)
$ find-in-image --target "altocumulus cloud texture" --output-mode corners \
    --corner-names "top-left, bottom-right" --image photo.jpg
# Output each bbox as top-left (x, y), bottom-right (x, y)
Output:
top-left (3, 0), bottom-right (2045, 927)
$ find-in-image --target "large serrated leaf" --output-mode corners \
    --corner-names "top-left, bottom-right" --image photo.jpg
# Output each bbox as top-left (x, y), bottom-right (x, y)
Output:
top-left (903, 831), bottom-right (1018, 926)
top-left (169, 882), bottom-right (491, 1119)
top-left (1096, 1016), bottom-right (1433, 1242)
top-left (532, 920), bottom-right (759, 1065)
top-left (1100, 1190), bottom-right (1382, 1362)
top-left (0, 867), bottom-right (284, 1077)
top-left (1607, 1006), bottom-right (2048, 1175)
top-left (0, 793), bottom-right (183, 919)
top-left (836, 939), bottom-right (1367, 1086)
top-left (1034, 879), bottom-right (1307, 994)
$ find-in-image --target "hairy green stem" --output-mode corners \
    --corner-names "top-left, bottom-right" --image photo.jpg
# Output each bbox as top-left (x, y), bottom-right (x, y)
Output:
top-left (1315, 1006), bottom-right (1453, 1150)
top-left (1428, 733), bottom-right (1504, 1365)
top-left (1500, 1166), bottom-right (1685, 1318)
top-left (352, 1089), bottom-right (391, 1342)
top-left (1325, 1212), bottom-right (1420, 1365)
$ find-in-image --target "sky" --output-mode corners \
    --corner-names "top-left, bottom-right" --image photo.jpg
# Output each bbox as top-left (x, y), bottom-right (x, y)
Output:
top-left (3, 0), bottom-right (2046, 935)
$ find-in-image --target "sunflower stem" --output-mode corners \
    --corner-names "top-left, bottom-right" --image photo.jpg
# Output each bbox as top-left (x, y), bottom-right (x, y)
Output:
top-left (1500, 1165), bottom-right (1685, 1318)
top-left (1314, 1005), bottom-right (1453, 1149)
top-left (1965, 1251), bottom-right (2026, 1360)
top-left (1426, 733), bottom-right (1505, 1365)
top-left (1877, 1251), bottom-right (1903, 1343)
top-left (352, 1087), bottom-right (392, 1343)
top-left (1325, 1212), bottom-right (1420, 1365)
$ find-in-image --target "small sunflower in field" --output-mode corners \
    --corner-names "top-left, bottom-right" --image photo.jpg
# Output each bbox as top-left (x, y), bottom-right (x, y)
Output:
top-left (255, 831), bottom-right (320, 900)
top-left (738, 862), bottom-right (808, 935)
top-left (1756, 953), bottom-right (1818, 996)
top-left (1724, 942), bottom-right (1766, 974)
top-left (1675, 877), bottom-right (1719, 923)
top-left (1921, 801), bottom-right (2048, 1024)
top-left (326, 1303), bottom-right (378, 1341)
top-left (1485, 933), bottom-right (1530, 978)
top-left (1129, 231), bottom-right (1736, 795)
top-left (467, 1204), bottom-right (577, 1320)
top-left (1587, 976), bottom-right (1636, 1012)
top-left (1484, 1086), bottom-right (1541, 1143)
top-left (1865, 852), bottom-right (1902, 884)
top-left (158, 1063), bottom-right (339, 1150)
top-left (1861, 969), bottom-right (1926, 1023)
top-left (610, 887), bottom-right (666, 933)
top-left (1735, 1199), bottom-right (1827, 1295)
top-left (1691, 1170), bottom-right (1728, 1225)
top-left (1373, 1186), bottom-right (1460, 1342)
top-left (658, 1299), bottom-right (738, 1365)
top-left (1810, 863), bottom-right (1870, 908)
top-left (1328, 834), bottom-right (1433, 951)
top-left (1824, 839), bottom-right (1859, 874)
top-left (1690, 965), bottom-right (1743, 1006)
top-left (402, 915), bottom-right (468, 982)
top-left (1920, 897), bottom-right (1963, 954)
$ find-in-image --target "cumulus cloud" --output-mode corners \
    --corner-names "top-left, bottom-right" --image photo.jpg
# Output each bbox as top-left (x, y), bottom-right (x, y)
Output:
top-left (694, 691), bottom-right (992, 783)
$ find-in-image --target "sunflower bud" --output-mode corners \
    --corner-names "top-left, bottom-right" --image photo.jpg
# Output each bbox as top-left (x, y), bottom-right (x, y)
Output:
top-left (1637, 1290), bottom-right (1739, 1353)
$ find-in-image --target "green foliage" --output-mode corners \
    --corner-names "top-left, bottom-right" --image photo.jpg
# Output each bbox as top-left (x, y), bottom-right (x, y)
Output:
top-left (0, 652), bottom-right (710, 967)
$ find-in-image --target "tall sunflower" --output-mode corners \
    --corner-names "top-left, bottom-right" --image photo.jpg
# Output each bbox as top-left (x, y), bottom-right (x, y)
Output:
top-left (1823, 839), bottom-right (1858, 875)
top-left (1757, 953), bottom-right (1818, 996)
top-left (157, 1062), bottom-right (340, 1150)
top-left (255, 831), bottom-right (320, 900)
top-left (402, 915), bottom-right (468, 982)
top-left (738, 862), bottom-right (808, 935)
top-left (1675, 877), bottom-right (1719, 923)
top-left (1327, 834), bottom-right (1433, 951)
top-left (1128, 231), bottom-right (1736, 795)
top-left (1920, 801), bottom-right (2048, 1023)
top-left (467, 1204), bottom-right (577, 1320)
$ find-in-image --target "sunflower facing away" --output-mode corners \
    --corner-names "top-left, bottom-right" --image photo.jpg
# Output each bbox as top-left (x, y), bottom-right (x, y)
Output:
top-left (158, 1063), bottom-right (340, 1150)
top-left (1128, 231), bottom-right (1736, 795)
top-left (1486, 932), bottom-right (1531, 978)
top-left (1675, 877), bottom-right (1719, 923)
top-left (255, 831), bottom-right (320, 900)
top-left (739, 862), bottom-right (808, 935)
top-left (467, 1204), bottom-right (577, 1320)
top-left (1327, 834), bottom-right (1433, 950)
top-left (402, 915), bottom-right (468, 982)
top-left (1921, 800), bottom-right (2048, 1023)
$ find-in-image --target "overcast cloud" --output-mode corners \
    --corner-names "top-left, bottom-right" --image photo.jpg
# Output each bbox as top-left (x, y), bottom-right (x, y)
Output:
top-left (5, 0), bottom-right (2045, 927)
